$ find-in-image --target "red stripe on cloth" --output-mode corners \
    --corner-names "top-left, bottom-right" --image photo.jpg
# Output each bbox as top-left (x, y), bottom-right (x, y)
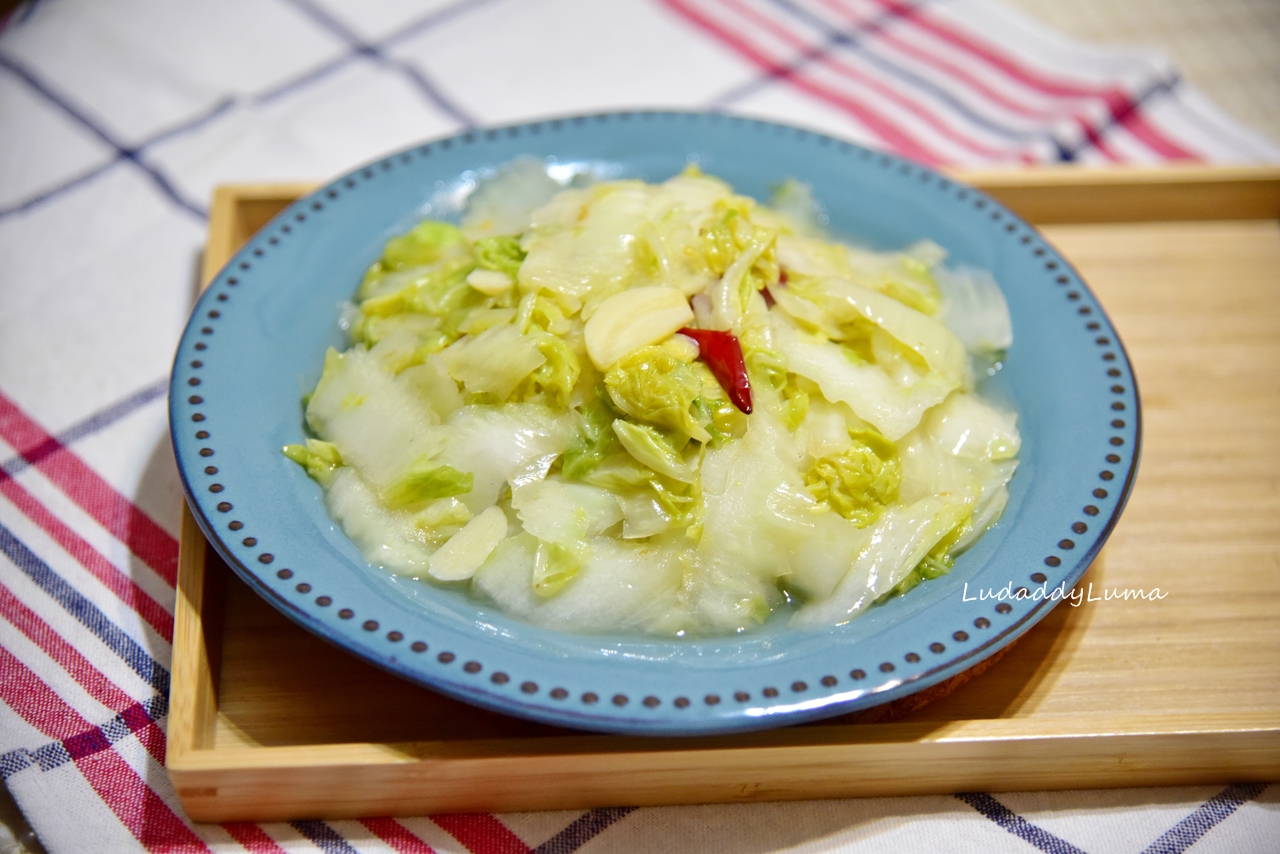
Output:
top-left (814, 0), bottom-right (1064, 121)
top-left (0, 582), bottom-right (134, 711)
top-left (0, 392), bottom-right (179, 587)
top-left (0, 476), bottom-right (173, 640)
top-left (0, 647), bottom-right (209, 852)
top-left (660, 0), bottom-right (943, 162)
top-left (431, 814), bottom-right (531, 854)
top-left (714, 0), bottom-right (1012, 160)
top-left (1074, 116), bottom-right (1122, 161)
top-left (0, 581), bottom-right (166, 764)
top-left (824, 0), bottom-right (1118, 162)
top-left (77, 747), bottom-right (209, 853)
top-left (852, 0), bottom-right (1196, 160)
top-left (1089, 95), bottom-right (1191, 161)
top-left (221, 823), bottom-right (289, 853)
top-left (0, 643), bottom-right (89, 739)
top-left (361, 817), bottom-right (438, 853)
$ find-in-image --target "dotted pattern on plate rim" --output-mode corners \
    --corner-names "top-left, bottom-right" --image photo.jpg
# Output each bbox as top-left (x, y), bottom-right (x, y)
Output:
top-left (179, 111), bottom-right (1139, 718)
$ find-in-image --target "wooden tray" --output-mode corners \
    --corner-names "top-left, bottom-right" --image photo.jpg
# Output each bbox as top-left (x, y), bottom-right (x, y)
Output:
top-left (167, 166), bottom-right (1280, 823)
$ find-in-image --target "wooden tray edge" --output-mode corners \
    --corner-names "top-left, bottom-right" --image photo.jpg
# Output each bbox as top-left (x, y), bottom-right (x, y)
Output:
top-left (168, 725), bottom-right (1280, 822)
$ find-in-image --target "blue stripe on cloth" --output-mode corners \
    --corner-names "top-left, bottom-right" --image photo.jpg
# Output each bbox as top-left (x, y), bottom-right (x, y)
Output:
top-left (0, 749), bottom-right (33, 778)
top-left (275, 0), bottom-right (374, 45)
top-left (0, 523), bottom-right (170, 694)
top-left (534, 807), bottom-right (637, 854)
top-left (706, 0), bottom-right (930, 110)
top-left (255, 50), bottom-right (355, 106)
top-left (1055, 75), bottom-right (1183, 162)
top-left (99, 694), bottom-right (168, 745)
top-left (705, 14), bottom-right (875, 106)
top-left (764, 0), bottom-right (1050, 143)
top-left (143, 96), bottom-right (237, 147)
top-left (291, 820), bottom-right (361, 854)
top-left (1050, 138), bottom-right (1077, 163)
top-left (31, 741), bottom-right (71, 772)
top-left (709, 0), bottom-right (1181, 164)
top-left (14, 0), bottom-right (42, 27)
top-left (381, 0), bottom-right (505, 49)
top-left (60, 725), bottom-right (111, 762)
top-left (278, 0), bottom-right (477, 126)
top-left (955, 792), bottom-right (1088, 854)
top-left (258, 0), bottom-right (499, 107)
top-left (0, 155), bottom-right (124, 219)
top-left (0, 694), bottom-right (167, 778)
top-left (1, 0), bottom-right (491, 219)
top-left (384, 55), bottom-right (475, 127)
top-left (1139, 783), bottom-right (1269, 854)
top-left (0, 0), bottom-right (41, 34)
top-left (0, 377), bottom-right (168, 478)
top-left (44, 377), bottom-right (168, 450)
top-left (0, 94), bottom-right (235, 219)
top-left (0, 54), bottom-right (206, 220)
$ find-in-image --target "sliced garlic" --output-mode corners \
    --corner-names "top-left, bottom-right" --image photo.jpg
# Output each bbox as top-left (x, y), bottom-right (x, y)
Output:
top-left (428, 505), bottom-right (508, 581)
top-left (583, 286), bottom-right (694, 370)
top-left (466, 268), bottom-right (514, 296)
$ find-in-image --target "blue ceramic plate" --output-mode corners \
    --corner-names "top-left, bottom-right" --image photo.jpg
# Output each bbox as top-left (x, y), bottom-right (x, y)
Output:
top-left (170, 112), bottom-right (1139, 736)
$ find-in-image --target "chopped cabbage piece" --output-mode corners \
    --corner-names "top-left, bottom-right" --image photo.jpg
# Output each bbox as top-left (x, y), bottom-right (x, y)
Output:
top-left (769, 178), bottom-right (826, 237)
top-left (324, 468), bottom-right (433, 575)
top-left (924, 392), bottom-right (1020, 461)
top-left (472, 535), bottom-right (687, 634)
top-left (532, 542), bottom-right (583, 597)
top-left (381, 221), bottom-right (465, 271)
top-left (512, 478), bottom-right (623, 546)
top-left (305, 346), bottom-right (445, 489)
top-left (382, 458), bottom-right (474, 509)
top-left (473, 235), bottom-right (526, 280)
top-left (562, 396), bottom-right (621, 480)
top-left (518, 329), bottom-right (581, 408)
top-left (771, 313), bottom-right (956, 440)
top-left (790, 494), bottom-right (972, 628)
top-left (282, 439), bottom-right (344, 486)
top-left (935, 265), bottom-right (1013, 355)
top-left (611, 420), bottom-right (696, 483)
top-left (414, 498), bottom-right (472, 545)
top-left (804, 429), bottom-right (901, 527)
top-left (428, 404), bottom-right (574, 513)
top-left (605, 346), bottom-right (711, 442)
top-left (794, 277), bottom-right (967, 382)
top-left (462, 157), bottom-right (564, 239)
top-left (518, 183), bottom-right (649, 302)
top-left (442, 324), bottom-right (547, 400)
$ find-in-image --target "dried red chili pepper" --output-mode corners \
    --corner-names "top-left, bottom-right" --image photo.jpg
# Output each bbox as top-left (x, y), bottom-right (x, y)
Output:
top-left (678, 327), bottom-right (753, 414)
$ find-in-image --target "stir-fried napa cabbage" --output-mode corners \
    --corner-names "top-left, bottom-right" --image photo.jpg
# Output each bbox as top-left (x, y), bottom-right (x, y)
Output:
top-left (284, 164), bottom-right (1019, 636)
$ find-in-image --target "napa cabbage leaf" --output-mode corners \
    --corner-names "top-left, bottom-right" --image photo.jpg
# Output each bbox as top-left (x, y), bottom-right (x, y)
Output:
top-left (604, 346), bottom-right (711, 443)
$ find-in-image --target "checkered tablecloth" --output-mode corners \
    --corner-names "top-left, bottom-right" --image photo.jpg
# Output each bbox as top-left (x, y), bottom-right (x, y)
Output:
top-left (1, 1), bottom-right (1277, 852)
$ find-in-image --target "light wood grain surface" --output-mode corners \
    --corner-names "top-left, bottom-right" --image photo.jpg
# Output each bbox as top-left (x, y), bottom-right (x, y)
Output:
top-left (167, 168), bottom-right (1280, 821)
